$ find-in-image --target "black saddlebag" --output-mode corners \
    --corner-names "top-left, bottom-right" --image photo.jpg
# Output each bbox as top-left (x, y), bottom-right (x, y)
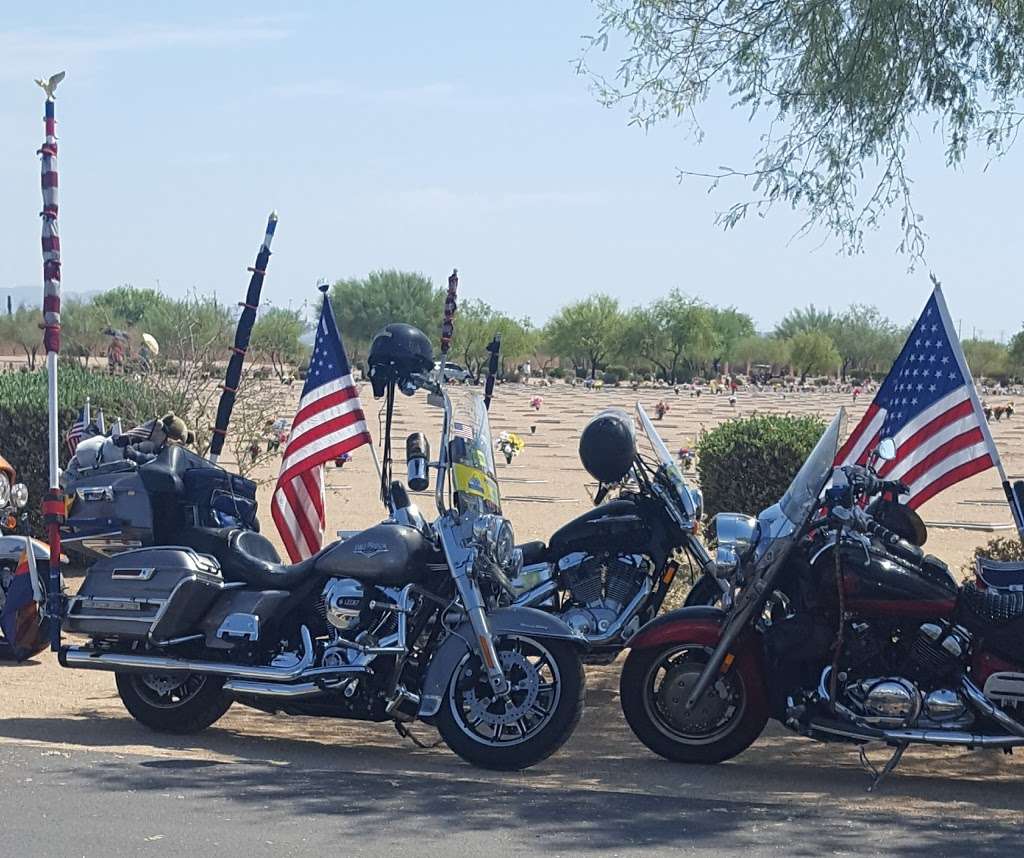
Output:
top-left (65, 547), bottom-right (225, 641)
top-left (183, 467), bottom-right (259, 531)
top-left (956, 584), bottom-right (1024, 662)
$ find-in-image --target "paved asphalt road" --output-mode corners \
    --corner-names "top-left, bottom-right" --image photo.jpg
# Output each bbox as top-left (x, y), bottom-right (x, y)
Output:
top-left (1, 665), bottom-right (1022, 857)
top-left (1, 742), bottom-right (1020, 858)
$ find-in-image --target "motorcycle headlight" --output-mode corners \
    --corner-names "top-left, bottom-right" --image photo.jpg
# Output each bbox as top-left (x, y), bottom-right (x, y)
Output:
top-left (472, 514), bottom-right (516, 569)
top-left (11, 483), bottom-right (29, 509)
top-left (709, 512), bottom-right (759, 574)
top-left (0, 474), bottom-right (9, 509)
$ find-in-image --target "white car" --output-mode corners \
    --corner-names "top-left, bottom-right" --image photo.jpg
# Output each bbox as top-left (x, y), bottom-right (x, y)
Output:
top-left (435, 361), bottom-right (470, 383)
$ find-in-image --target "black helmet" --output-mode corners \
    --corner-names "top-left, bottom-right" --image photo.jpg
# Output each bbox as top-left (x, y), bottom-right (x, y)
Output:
top-left (579, 408), bottom-right (636, 483)
top-left (368, 323), bottom-right (434, 397)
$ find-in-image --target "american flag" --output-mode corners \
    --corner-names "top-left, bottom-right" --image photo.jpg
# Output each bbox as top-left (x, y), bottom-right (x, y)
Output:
top-left (835, 284), bottom-right (1001, 509)
top-left (66, 407), bottom-right (87, 454)
top-left (271, 293), bottom-right (372, 562)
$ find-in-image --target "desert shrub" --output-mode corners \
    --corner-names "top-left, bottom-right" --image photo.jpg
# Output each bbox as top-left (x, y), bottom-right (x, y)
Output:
top-left (547, 367), bottom-right (565, 379)
top-left (606, 364), bottom-right (631, 382)
top-left (697, 414), bottom-right (826, 519)
top-left (964, 536), bottom-right (1024, 576)
top-left (0, 366), bottom-right (184, 535)
top-left (602, 371), bottom-right (620, 385)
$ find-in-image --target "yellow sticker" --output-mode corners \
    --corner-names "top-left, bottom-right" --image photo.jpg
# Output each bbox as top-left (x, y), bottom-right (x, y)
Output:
top-left (452, 463), bottom-right (500, 507)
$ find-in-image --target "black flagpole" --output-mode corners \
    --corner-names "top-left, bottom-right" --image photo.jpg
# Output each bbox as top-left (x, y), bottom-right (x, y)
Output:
top-left (209, 211), bottom-right (278, 464)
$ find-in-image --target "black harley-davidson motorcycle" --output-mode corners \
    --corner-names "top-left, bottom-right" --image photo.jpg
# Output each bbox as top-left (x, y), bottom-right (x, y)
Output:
top-left (507, 404), bottom-right (712, 662)
top-left (59, 324), bottom-right (587, 771)
top-left (619, 408), bottom-right (1024, 787)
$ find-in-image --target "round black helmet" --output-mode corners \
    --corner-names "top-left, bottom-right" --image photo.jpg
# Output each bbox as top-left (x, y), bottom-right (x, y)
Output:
top-left (368, 323), bottom-right (434, 398)
top-left (579, 408), bottom-right (636, 483)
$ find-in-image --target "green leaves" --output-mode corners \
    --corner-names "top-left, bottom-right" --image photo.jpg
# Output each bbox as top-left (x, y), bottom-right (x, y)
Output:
top-left (583, 1), bottom-right (1024, 259)
top-left (697, 414), bottom-right (826, 520)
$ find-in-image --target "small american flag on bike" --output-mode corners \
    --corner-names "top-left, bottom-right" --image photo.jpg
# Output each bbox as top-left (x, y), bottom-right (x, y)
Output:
top-left (65, 407), bottom-right (88, 454)
top-left (835, 282), bottom-right (1003, 509)
top-left (272, 292), bottom-right (372, 561)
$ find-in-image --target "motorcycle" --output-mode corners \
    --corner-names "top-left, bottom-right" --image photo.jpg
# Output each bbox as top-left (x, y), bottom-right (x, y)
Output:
top-left (58, 327), bottom-right (587, 770)
top-left (619, 408), bottom-right (1024, 787)
top-left (509, 404), bottom-right (712, 661)
top-left (0, 456), bottom-right (54, 662)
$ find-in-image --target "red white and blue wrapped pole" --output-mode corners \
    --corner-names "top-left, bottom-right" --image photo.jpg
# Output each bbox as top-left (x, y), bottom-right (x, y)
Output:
top-left (439, 268), bottom-right (458, 368)
top-left (37, 71), bottom-right (66, 651)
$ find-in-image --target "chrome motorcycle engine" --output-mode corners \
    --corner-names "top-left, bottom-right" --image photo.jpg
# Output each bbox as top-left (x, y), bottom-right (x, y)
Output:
top-left (560, 554), bottom-right (649, 638)
top-left (319, 578), bottom-right (365, 631)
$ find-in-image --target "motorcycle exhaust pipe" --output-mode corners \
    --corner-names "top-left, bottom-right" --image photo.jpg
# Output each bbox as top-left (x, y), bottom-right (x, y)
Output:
top-left (810, 718), bottom-right (1024, 748)
top-left (960, 675), bottom-right (1024, 738)
top-left (223, 679), bottom-right (327, 699)
top-left (59, 626), bottom-right (315, 681)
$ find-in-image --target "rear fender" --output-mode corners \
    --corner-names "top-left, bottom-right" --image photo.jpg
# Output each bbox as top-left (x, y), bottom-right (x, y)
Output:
top-left (418, 606), bottom-right (587, 719)
top-left (626, 606), bottom-right (769, 712)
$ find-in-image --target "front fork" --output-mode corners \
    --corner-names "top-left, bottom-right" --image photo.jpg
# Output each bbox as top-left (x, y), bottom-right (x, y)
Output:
top-left (437, 517), bottom-right (509, 696)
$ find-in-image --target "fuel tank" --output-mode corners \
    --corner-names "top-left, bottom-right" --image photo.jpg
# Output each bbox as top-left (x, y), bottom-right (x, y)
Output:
top-left (813, 539), bottom-right (958, 618)
top-left (548, 498), bottom-right (650, 557)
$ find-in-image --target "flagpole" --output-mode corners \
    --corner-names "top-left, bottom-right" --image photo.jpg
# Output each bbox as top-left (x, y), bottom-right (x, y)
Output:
top-left (37, 71), bottom-right (66, 651)
top-left (932, 277), bottom-right (1024, 540)
top-left (209, 211), bottom-right (278, 465)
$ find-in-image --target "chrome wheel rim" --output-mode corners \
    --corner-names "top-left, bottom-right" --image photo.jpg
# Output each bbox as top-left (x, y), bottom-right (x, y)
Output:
top-left (132, 673), bottom-right (208, 709)
top-left (449, 635), bottom-right (562, 748)
top-left (642, 644), bottom-right (747, 745)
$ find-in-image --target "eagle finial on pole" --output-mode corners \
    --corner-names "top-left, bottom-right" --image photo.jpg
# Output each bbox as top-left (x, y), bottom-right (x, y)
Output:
top-left (35, 71), bottom-right (65, 101)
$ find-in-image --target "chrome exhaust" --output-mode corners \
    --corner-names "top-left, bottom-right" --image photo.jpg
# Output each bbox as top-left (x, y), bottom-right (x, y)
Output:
top-left (810, 719), bottom-right (1024, 748)
top-left (961, 675), bottom-right (1024, 738)
top-left (59, 626), bottom-right (315, 681)
top-left (223, 679), bottom-right (326, 699)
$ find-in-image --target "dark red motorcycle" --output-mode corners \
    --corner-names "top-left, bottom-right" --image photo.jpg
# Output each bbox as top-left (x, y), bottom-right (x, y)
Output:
top-left (619, 409), bottom-right (1024, 787)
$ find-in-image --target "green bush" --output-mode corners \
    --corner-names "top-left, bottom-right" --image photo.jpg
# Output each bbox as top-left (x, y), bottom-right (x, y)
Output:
top-left (606, 364), bottom-right (631, 382)
top-left (0, 367), bottom-right (184, 535)
top-left (602, 371), bottom-right (620, 385)
top-left (547, 367), bottom-right (565, 379)
top-left (697, 414), bottom-right (826, 519)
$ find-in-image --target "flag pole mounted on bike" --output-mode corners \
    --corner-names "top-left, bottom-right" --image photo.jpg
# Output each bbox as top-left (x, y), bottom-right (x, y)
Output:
top-left (37, 71), bottom-right (67, 651)
top-left (835, 275), bottom-right (1024, 539)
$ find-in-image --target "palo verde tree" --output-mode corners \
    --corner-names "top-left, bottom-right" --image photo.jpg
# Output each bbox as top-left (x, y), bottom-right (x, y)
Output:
top-left (251, 306), bottom-right (308, 380)
top-left (545, 294), bottom-right (624, 379)
top-left (581, 2), bottom-right (1024, 258)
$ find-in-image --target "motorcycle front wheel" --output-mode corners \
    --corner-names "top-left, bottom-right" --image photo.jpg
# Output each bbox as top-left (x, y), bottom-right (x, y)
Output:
top-left (436, 634), bottom-right (584, 770)
top-left (620, 643), bottom-right (766, 764)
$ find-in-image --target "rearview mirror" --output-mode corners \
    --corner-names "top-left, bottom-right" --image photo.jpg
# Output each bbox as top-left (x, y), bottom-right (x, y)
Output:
top-left (876, 438), bottom-right (897, 462)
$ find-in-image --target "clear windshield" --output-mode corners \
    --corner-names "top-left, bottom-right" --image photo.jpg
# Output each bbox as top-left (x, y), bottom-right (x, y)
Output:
top-left (635, 403), bottom-right (694, 515)
top-left (447, 388), bottom-right (501, 516)
top-left (779, 409), bottom-right (847, 526)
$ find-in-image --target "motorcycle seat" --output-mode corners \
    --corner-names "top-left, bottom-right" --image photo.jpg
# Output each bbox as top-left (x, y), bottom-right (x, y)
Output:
top-left (976, 558), bottom-right (1024, 591)
top-left (518, 540), bottom-right (548, 566)
top-left (182, 526), bottom-right (321, 589)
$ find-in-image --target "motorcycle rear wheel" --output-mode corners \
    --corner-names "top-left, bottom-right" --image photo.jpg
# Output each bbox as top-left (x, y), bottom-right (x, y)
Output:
top-left (115, 671), bottom-right (232, 734)
top-left (620, 643), bottom-right (766, 764)
top-left (436, 635), bottom-right (584, 771)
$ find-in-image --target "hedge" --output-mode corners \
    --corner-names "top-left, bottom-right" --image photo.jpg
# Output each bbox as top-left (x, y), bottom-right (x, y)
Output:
top-left (0, 367), bottom-right (184, 535)
top-left (697, 414), bottom-right (826, 520)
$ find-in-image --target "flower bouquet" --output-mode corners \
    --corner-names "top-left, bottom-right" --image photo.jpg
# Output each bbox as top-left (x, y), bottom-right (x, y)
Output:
top-left (496, 431), bottom-right (525, 464)
top-left (530, 396), bottom-right (543, 411)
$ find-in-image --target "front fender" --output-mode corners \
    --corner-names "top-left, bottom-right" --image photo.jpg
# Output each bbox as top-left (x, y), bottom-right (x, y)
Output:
top-left (628, 605), bottom-right (727, 650)
top-left (625, 605), bottom-right (769, 715)
top-left (418, 606), bottom-right (587, 719)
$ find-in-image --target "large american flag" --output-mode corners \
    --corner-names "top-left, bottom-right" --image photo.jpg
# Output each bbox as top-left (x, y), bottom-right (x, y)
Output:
top-left (835, 284), bottom-right (1001, 509)
top-left (271, 294), bottom-right (371, 562)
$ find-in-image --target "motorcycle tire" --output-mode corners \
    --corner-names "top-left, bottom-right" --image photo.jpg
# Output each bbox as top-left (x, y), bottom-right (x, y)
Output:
top-left (115, 671), bottom-right (232, 734)
top-left (436, 636), bottom-right (585, 771)
top-left (620, 645), bottom-right (766, 764)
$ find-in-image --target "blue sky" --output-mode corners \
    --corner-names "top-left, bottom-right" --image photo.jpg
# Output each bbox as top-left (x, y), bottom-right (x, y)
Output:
top-left (1, 2), bottom-right (1020, 338)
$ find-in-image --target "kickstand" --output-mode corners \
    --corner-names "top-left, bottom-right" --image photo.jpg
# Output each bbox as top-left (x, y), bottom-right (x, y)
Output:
top-left (394, 720), bottom-right (443, 750)
top-left (859, 743), bottom-right (907, 792)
